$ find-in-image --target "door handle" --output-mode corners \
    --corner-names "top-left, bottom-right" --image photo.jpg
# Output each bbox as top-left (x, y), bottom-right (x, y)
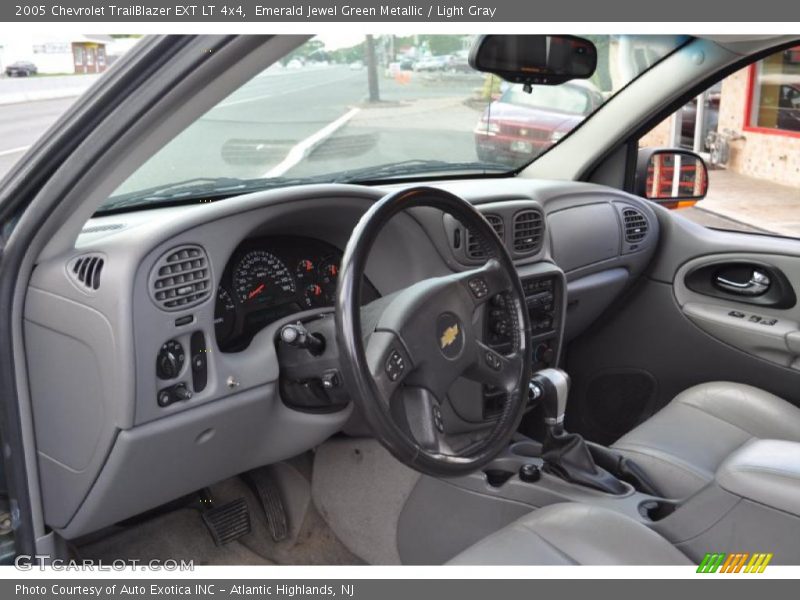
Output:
top-left (715, 270), bottom-right (771, 296)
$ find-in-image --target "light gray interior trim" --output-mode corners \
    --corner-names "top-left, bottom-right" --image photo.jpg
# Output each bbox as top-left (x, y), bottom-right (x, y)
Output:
top-left (716, 439), bottom-right (800, 517)
top-left (59, 384), bottom-right (350, 538)
top-left (673, 497), bottom-right (800, 564)
top-left (312, 438), bottom-right (420, 565)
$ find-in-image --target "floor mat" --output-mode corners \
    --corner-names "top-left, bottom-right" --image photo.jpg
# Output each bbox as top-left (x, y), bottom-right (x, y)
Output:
top-left (79, 506), bottom-right (268, 566)
top-left (78, 461), bottom-right (364, 566)
top-left (210, 473), bottom-right (364, 565)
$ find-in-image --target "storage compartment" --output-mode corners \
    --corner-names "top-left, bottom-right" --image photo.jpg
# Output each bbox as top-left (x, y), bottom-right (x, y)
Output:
top-left (716, 439), bottom-right (800, 517)
top-left (548, 203), bottom-right (620, 272)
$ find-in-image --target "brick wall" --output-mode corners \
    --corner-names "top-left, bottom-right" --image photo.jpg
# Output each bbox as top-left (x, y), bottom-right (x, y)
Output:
top-left (718, 68), bottom-right (800, 188)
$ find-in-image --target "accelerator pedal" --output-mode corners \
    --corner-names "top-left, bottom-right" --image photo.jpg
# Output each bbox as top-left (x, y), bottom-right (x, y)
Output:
top-left (201, 497), bottom-right (251, 546)
top-left (243, 469), bottom-right (289, 542)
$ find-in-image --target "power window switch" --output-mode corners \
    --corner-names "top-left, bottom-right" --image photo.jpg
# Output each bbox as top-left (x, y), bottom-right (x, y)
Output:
top-left (728, 310), bottom-right (745, 318)
top-left (760, 318), bottom-right (778, 326)
top-left (749, 315), bottom-right (762, 323)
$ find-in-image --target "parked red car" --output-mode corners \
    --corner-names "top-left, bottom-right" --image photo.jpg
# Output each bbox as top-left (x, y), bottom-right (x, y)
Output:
top-left (474, 80), bottom-right (604, 164)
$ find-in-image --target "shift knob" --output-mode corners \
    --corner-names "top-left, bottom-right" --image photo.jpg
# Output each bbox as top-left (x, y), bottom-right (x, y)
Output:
top-left (530, 368), bottom-right (570, 426)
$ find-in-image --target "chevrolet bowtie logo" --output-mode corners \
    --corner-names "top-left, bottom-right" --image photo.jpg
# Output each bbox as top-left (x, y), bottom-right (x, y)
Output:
top-left (440, 324), bottom-right (460, 349)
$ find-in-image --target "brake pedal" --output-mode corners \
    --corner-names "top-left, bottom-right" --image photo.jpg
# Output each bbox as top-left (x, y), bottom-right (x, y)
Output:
top-left (201, 498), bottom-right (251, 546)
top-left (243, 470), bottom-right (289, 542)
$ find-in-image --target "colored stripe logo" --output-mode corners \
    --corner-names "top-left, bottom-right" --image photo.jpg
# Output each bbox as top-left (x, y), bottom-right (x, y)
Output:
top-left (697, 552), bottom-right (773, 573)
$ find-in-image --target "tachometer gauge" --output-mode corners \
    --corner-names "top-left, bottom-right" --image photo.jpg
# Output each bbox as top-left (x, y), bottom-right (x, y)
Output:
top-left (303, 283), bottom-right (326, 308)
top-left (214, 287), bottom-right (236, 344)
top-left (233, 250), bottom-right (296, 305)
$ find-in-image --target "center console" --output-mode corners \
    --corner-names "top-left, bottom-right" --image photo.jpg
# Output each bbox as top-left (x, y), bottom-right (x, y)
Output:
top-left (483, 263), bottom-right (565, 418)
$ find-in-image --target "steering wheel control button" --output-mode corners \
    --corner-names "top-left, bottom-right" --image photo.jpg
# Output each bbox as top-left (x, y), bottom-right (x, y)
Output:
top-left (156, 339), bottom-right (185, 380)
top-left (432, 405), bottom-right (445, 433)
top-left (436, 312), bottom-right (465, 359)
top-left (385, 350), bottom-right (406, 382)
top-left (485, 349), bottom-right (502, 371)
top-left (468, 277), bottom-right (489, 299)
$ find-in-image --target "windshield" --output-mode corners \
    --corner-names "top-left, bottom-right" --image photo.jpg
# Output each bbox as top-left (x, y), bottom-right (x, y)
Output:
top-left (103, 34), bottom-right (687, 211)
top-left (500, 85), bottom-right (596, 116)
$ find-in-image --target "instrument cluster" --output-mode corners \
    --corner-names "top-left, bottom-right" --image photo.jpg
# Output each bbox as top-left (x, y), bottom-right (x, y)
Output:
top-left (214, 236), bottom-right (379, 351)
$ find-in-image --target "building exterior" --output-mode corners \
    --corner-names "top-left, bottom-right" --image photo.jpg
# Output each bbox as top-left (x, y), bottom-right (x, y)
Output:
top-left (0, 34), bottom-right (112, 75)
top-left (641, 44), bottom-right (800, 188)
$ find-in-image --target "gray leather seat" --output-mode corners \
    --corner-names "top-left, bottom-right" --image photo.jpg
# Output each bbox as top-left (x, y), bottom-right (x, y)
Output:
top-left (448, 503), bottom-right (690, 565)
top-left (612, 382), bottom-right (800, 499)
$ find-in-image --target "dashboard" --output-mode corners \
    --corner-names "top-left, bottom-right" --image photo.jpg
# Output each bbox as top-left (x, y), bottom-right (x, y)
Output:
top-left (26, 179), bottom-right (662, 539)
top-left (215, 236), bottom-right (380, 351)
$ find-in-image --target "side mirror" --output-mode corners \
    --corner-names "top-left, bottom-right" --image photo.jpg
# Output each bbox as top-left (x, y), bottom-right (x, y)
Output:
top-left (635, 148), bottom-right (709, 208)
top-left (468, 35), bottom-right (597, 88)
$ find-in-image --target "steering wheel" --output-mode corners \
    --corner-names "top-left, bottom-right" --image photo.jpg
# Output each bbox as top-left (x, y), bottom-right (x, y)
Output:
top-left (335, 187), bottom-right (532, 477)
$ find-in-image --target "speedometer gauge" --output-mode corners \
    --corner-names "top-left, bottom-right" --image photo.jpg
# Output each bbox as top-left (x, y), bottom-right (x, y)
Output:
top-left (233, 250), bottom-right (296, 305)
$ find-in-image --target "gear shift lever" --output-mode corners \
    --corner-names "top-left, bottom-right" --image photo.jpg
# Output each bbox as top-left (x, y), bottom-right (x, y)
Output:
top-left (531, 368), bottom-right (627, 495)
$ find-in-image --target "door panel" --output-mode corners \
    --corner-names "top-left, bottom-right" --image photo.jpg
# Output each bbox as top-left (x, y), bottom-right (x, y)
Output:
top-left (565, 212), bottom-right (800, 445)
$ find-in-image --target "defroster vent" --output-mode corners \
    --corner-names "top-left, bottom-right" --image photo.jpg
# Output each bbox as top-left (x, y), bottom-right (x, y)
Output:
top-left (151, 245), bottom-right (211, 310)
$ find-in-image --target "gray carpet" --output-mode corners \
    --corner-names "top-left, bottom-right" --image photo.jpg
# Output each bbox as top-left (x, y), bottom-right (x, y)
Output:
top-left (312, 438), bottom-right (420, 565)
top-left (78, 457), bottom-right (364, 566)
top-left (79, 506), bottom-right (268, 566)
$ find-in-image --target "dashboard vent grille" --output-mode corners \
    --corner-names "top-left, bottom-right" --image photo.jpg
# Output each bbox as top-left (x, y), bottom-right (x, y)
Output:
top-left (81, 223), bottom-right (124, 234)
top-left (69, 254), bottom-right (104, 291)
top-left (512, 209), bottom-right (544, 253)
top-left (466, 214), bottom-right (504, 259)
top-left (151, 245), bottom-right (211, 310)
top-left (622, 208), bottom-right (649, 243)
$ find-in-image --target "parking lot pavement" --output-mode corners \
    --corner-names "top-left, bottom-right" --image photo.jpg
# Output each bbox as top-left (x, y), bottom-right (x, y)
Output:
top-left (674, 205), bottom-right (763, 233)
top-left (0, 96), bottom-right (78, 179)
top-left (0, 73), bottom-right (100, 105)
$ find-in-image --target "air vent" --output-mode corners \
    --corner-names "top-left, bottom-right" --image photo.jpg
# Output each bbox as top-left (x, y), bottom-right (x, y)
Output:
top-left (512, 209), bottom-right (544, 254)
top-left (150, 245), bottom-right (211, 311)
top-left (81, 223), bottom-right (124, 234)
top-left (466, 214), bottom-right (504, 259)
top-left (69, 254), bottom-right (104, 291)
top-left (622, 208), bottom-right (649, 243)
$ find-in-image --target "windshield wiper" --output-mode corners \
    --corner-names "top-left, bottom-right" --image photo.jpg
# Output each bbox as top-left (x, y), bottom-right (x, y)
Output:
top-left (328, 159), bottom-right (509, 183)
top-left (97, 160), bottom-right (509, 214)
top-left (97, 176), bottom-right (314, 213)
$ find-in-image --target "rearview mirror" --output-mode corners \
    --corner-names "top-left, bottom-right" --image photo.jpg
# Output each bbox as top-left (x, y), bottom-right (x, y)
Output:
top-left (635, 148), bottom-right (709, 208)
top-left (468, 35), bottom-right (597, 88)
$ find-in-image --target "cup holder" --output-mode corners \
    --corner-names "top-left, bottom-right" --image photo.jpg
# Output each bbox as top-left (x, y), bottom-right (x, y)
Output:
top-left (484, 469), bottom-right (515, 488)
top-left (638, 499), bottom-right (678, 521)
